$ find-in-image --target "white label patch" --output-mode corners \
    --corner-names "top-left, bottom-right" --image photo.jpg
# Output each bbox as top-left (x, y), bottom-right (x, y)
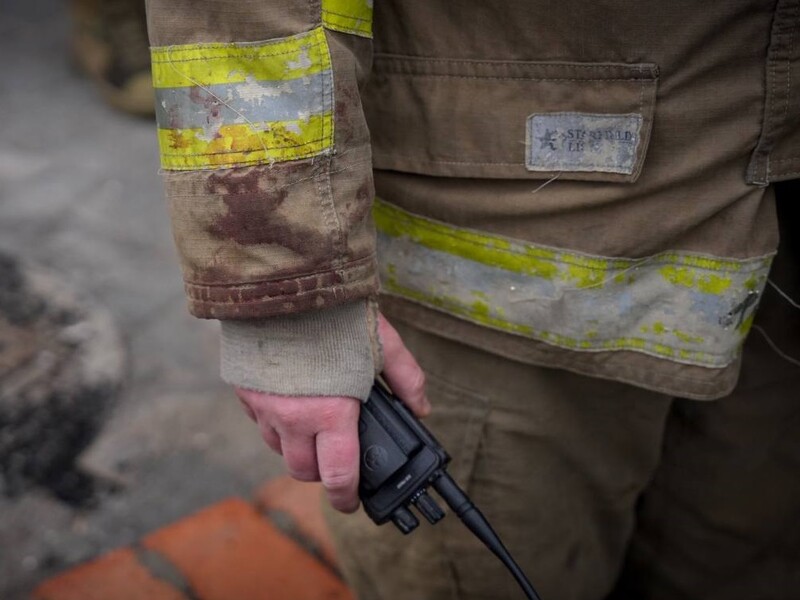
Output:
top-left (526, 113), bottom-right (642, 175)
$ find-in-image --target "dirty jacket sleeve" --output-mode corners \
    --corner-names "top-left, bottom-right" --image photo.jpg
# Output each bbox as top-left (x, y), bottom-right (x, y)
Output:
top-left (145, 0), bottom-right (381, 400)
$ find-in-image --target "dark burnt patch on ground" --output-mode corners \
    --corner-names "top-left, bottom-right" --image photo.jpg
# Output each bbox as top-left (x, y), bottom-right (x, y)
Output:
top-left (0, 252), bottom-right (125, 507)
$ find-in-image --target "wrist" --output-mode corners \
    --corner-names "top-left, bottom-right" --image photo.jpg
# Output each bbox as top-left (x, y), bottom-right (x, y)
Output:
top-left (220, 299), bottom-right (380, 401)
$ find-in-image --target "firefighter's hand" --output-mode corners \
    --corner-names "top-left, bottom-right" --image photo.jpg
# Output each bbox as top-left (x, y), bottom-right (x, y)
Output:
top-left (234, 314), bottom-right (431, 513)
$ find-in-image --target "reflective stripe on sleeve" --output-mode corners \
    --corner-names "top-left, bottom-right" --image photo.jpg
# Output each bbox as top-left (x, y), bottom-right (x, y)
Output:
top-left (150, 27), bottom-right (333, 170)
top-left (374, 199), bottom-right (774, 368)
top-left (322, 0), bottom-right (373, 38)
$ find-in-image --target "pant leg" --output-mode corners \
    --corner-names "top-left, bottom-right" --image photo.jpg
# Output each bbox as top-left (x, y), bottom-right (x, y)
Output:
top-left (612, 186), bottom-right (800, 600)
top-left (325, 320), bottom-right (673, 600)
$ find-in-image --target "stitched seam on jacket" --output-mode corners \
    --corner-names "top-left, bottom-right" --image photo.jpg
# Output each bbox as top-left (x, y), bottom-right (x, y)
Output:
top-left (770, 168), bottom-right (800, 177)
top-left (374, 75), bottom-right (657, 83)
top-left (190, 283), bottom-right (365, 305)
top-left (185, 254), bottom-right (374, 287)
top-left (631, 73), bottom-right (652, 180)
top-left (322, 9), bottom-right (371, 27)
top-left (164, 155), bottom-right (371, 197)
top-left (317, 29), bottom-right (346, 268)
top-left (374, 155), bottom-right (640, 168)
top-left (374, 56), bottom-right (657, 71)
top-left (756, 0), bottom-right (798, 182)
top-left (160, 137), bottom-right (328, 157)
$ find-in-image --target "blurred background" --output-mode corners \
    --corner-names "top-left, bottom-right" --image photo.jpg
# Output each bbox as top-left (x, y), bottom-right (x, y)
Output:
top-left (2, 1), bottom-right (798, 599)
top-left (0, 0), bottom-right (285, 596)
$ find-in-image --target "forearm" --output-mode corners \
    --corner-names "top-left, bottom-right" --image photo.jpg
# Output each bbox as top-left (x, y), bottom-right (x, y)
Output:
top-left (145, 0), bottom-right (378, 320)
top-left (145, 1), bottom-right (380, 396)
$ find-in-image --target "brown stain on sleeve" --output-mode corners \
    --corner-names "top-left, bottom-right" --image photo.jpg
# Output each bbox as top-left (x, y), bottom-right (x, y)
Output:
top-left (184, 144), bottom-right (380, 316)
top-left (206, 168), bottom-right (334, 259)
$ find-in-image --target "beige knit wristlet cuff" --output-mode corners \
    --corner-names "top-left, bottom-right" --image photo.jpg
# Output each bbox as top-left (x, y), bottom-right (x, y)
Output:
top-left (219, 300), bottom-right (377, 401)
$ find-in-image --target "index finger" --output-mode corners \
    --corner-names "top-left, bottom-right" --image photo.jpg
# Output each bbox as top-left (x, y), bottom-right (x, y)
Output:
top-left (378, 315), bottom-right (431, 417)
top-left (316, 417), bottom-right (360, 513)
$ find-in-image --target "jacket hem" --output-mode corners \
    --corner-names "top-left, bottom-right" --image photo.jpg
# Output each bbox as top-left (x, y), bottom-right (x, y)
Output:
top-left (186, 255), bottom-right (378, 319)
top-left (380, 295), bottom-right (742, 401)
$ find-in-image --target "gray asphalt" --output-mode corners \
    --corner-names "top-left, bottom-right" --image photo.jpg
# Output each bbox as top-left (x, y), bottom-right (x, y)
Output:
top-left (0, 1), bottom-right (284, 596)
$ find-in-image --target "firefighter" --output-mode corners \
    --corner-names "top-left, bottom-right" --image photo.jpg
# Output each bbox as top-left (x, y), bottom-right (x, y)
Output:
top-left (145, 2), bottom-right (800, 598)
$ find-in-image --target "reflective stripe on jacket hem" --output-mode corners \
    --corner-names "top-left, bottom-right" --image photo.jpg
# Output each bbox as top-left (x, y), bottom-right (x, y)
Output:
top-left (374, 199), bottom-right (774, 369)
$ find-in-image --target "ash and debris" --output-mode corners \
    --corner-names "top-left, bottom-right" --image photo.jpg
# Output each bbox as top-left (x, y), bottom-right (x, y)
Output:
top-left (0, 1), bottom-right (283, 597)
top-left (0, 252), bottom-right (124, 505)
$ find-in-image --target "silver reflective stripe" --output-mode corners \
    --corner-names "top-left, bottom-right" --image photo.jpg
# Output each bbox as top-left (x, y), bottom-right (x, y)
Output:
top-left (150, 27), bottom-right (335, 170)
top-left (374, 199), bottom-right (773, 368)
top-left (154, 72), bottom-right (330, 130)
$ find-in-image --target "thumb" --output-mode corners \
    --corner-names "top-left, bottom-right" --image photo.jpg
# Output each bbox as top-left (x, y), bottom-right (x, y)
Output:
top-left (378, 314), bottom-right (431, 417)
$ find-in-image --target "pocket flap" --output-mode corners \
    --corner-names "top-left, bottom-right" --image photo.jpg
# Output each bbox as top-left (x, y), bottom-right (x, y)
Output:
top-left (364, 57), bottom-right (659, 182)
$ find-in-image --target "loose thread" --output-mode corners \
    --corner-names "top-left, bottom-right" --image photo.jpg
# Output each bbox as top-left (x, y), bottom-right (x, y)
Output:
top-left (752, 325), bottom-right (800, 368)
top-left (530, 172), bottom-right (562, 195)
top-left (509, 253), bottom-right (663, 303)
top-left (768, 278), bottom-right (800, 309)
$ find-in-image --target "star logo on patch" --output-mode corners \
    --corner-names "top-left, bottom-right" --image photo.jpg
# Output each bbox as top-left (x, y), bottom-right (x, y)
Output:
top-left (536, 129), bottom-right (559, 151)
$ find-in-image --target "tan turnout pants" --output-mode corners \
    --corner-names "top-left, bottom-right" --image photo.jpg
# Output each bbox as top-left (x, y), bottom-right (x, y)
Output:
top-left (325, 192), bottom-right (800, 600)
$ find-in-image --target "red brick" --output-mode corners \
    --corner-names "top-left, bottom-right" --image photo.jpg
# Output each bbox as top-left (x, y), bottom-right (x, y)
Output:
top-left (255, 477), bottom-right (340, 568)
top-left (143, 498), bottom-right (353, 600)
top-left (32, 547), bottom-right (188, 600)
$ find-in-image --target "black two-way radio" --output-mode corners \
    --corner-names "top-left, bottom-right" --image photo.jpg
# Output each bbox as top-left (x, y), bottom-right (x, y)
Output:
top-left (358, 381), bottom-right (543, 600)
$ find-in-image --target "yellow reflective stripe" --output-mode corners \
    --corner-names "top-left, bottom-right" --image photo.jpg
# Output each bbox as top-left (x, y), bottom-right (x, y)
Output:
top-left (374, 198), bottom-right (774, 368)
top-left (157, 114), bottom-right (333, 170)
top-left (150, 27), bottom-right (332, 89)
top-left (151, 27), bottom-right (334, 170)
top-left (322, 0), bottom-right (373, 38)
top-left (374, 199), bottom-right (753, 278)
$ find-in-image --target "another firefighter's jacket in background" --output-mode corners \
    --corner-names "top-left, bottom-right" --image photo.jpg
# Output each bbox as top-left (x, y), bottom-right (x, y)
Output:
top-left (145, 0), bottom-right (800, 400)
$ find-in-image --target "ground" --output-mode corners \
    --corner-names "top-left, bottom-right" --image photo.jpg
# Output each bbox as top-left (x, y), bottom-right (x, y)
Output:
top-left (0, 1), bottom-right (285, 596)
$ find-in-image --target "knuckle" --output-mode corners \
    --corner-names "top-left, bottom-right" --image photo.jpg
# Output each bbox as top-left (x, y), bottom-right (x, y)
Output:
top-left (296, 397), bottom-right (357, 431)
top-left (331, 496), bottom-right (359, 514)
top-left (288, 466), bottom-right (319, 482)
top-left (275, 404), bottom-right (306, 429)
top-left (316, 402), bottom-right (347, 429)
top-left (410, 370), bottom-right (427, 398)
top-left (321, 469), bottom-right (356, 491)
top-left (285, 448), bottom-right (319, 482)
